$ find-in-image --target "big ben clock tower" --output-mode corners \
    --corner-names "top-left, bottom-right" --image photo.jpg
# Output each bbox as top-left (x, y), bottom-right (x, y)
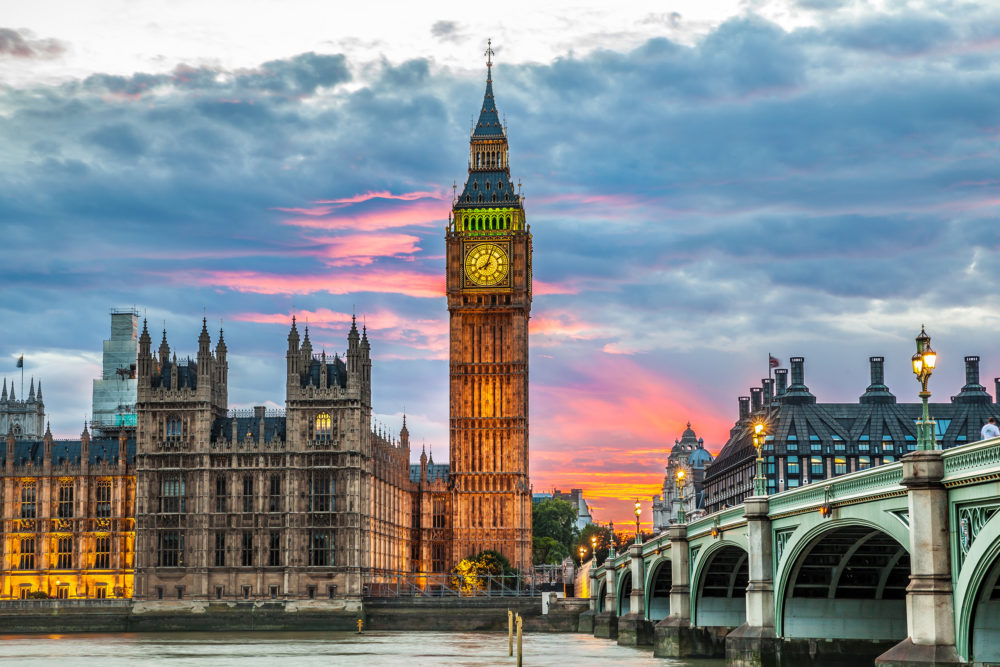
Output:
top-left (446, 44), bottom-right (532, 570)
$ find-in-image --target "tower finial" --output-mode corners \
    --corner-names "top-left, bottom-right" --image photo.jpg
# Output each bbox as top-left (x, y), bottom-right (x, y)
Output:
top-left (485, 38), bottom-right (494, 72)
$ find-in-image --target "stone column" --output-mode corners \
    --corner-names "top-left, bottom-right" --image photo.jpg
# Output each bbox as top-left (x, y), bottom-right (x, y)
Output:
top-left (876, 450), bottom-right (961, 665)
top-left (618, 542), bottom-right (653, 646)
top-left (727, 496), bottom-right (778, 667)
top-left (578, 565), bottom-right (599, 633)
top-left (654, 523), bottom-right (696, 657)
top-left (594, 559), bottom-right (618, 639)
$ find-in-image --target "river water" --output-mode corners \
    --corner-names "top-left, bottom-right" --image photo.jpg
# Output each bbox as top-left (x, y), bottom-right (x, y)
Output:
top-left (0, 631), bottom-right (727, 666)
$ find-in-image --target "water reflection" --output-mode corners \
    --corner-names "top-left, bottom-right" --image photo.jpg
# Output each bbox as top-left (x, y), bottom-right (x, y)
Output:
top-left (0, 631), bottom-right (727, 666)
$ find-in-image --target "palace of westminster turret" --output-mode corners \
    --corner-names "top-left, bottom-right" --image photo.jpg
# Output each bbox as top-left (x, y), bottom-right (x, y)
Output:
top-left (0, 55), bottom-right (532, 600)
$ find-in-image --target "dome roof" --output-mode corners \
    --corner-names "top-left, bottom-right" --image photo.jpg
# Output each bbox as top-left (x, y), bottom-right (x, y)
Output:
top-left (688, 446), bottom-right (713, 468)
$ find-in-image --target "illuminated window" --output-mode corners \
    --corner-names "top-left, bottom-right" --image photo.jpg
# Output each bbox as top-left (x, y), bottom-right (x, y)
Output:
top-left (57, 481), bottom-right (74, 518)
top-left (858, 456), bottom-right (871, 470)
top-left (95, 536), bottom-right (110, 569)
top-left (834, 457), bottom-right (847, 475)
top-left (19, 482), bottom-right (36, 519)
top-left (166, 416), bottom-right (182, 438)
top-left (96, 480), bottom-right (112, 517)
top-left (315, 413), bottom-right (331, 437)
top-left (309, 531), bottom-right (334, 566)
top-left (786, 456), bottom-right (800, 475)
top-left (19, 538), bottom-right (35, 570)
top-left (57, 537), bottom-right (72, 569)
top-left (56, 585), bottom-right (69, 599)
top-left (95, 584), bottom-right (108, 599)
top-left (810, 456), bottom-right (824, 476)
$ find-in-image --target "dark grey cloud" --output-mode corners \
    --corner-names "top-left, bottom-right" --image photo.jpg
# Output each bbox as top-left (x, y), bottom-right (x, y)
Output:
top-left (430, 20), bottom-right (464, 43)
top-left (0, 27), bottom-right (65, 59)
top-left (3, 7), bottom-right (1000, 440)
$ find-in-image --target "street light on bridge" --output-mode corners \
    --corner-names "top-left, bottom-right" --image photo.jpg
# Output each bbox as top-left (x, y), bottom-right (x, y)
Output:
top-left (675, 468), bottom-right (687, 524)
top-left (590, 534), bottom-right (597, 562)
top-left (752, 421), bottom-right (767, 496)
top-left (634, 499), bottom-right (642, 544)
top-left (911, 326), bottom-right (938, 451)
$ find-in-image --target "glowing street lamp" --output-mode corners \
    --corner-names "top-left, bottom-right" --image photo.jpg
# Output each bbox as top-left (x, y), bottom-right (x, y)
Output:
top-left (752, 421), bottom-right (767, 496)
top-left (634, 500), bottom-right (642, 543)
top-left (675, 468), bottom-right (687, 524)
top-left (579, 545), bottom-right (586, 564)
top-left (911, 326), bottom-right (938, 451)
top-left (590, 534), bottom-right (597, 562)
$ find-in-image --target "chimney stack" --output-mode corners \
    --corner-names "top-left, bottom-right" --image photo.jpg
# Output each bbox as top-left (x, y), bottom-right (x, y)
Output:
top-left (750, 387), bottom-right (763, 413)
top-left (763, 378), bottom-right (775, 405)
top-left (738, 396), bottom-right (750, 421)
top-left (775, 368), bottom-right (788, 397)
top-left (783, 356), bottom-right (816, 405)
top-left (955, 356), bottom-right (990, 404)
top-left (860, 356), bottom-right (895, 404)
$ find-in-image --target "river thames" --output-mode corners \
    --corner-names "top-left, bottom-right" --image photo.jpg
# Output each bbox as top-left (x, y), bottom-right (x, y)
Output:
top-left (0, 631), bottom-right (726, 665)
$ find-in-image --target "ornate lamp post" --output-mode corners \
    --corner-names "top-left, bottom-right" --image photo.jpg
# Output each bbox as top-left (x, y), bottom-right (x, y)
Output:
top-left (911, 326), bottom-right (938, 451)
top-left (579, 545), bottom-right (586, 564)
top-left (675, 468), bottom-right (687, 524)
top-left (634, 500), bottom-right (642, 544)
top-left (591, 535), bottom-right (597, 562)
top-left (752, 421), bottom-right (767, 496)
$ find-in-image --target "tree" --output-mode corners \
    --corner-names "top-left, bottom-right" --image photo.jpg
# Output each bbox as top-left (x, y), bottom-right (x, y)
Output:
top-left (533, 535), bottom-right (569, 565)
top-left (452, 550), bottom-right (517, 594)
top-left (572, 523), bottom-right (650, 566)
top-left (532, 498), bottom-right (579, 553)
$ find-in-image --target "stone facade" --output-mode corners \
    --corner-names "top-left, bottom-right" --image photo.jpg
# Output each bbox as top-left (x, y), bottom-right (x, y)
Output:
top-left (1, 423), bottom-right (135, 599)
top-left (445, 58), bottom-right (533, 571)
top-left (133, 317), bottom-right (415, 601)
top-left (651, 424), bottom-right (713, 532)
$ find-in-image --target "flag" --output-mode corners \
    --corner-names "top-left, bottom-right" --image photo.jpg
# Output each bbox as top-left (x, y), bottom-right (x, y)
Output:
top-left (16, 355), bottom-right (23, 368)
top-left (769, 354), bottom-right (780, 369)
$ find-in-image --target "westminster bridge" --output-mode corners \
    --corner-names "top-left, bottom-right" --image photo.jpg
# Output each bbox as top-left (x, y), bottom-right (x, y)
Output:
top-left (583, 437), bottom-right (1000, 666)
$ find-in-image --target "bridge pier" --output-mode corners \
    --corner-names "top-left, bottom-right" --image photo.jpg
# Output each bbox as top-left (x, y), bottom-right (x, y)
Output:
top-left (877, 450), bottom-right (962, 666)
top-left (617, 543), bottom-right (653, 646)
top-left (593, 556), bottom-right (617, 639)
top-left (727, 496), bottom-right (780, 667)
top-left (577, 568), bottom-right (598, 633)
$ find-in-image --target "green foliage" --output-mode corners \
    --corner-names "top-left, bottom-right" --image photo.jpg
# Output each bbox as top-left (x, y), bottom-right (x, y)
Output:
top-left (532, 535), bottom-right (569, 565)
top-left (572, 523), bottom-right (650, 566)
top-left (452, 550), bottom-right (517, 594)
top-left (26, 591), bottom-right (50, 599)
top-left (532, 498), bottom-right (579, 549)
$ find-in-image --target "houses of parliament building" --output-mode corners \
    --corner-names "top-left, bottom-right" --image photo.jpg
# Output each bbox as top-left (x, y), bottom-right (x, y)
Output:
top-left (0, 56), bottom-right (533, 601)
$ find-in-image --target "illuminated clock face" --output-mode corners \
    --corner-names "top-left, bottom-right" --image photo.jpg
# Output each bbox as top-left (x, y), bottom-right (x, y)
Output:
top-left (465, 243), bottom-right (509, 286)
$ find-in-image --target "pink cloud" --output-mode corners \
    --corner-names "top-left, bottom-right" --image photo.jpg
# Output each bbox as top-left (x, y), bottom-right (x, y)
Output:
top-left (178, 269), bottom-right (445, 298)
top-left (280, 199), bottom-right (447, 232)
top-left (529, 311), bottom-right (609, 345)
top-left (315, 190), bottom-right (445, 205)
top-left (308, 233), bottom-right (422, 266)
top-left (534, 280), bottom-right (578, 296)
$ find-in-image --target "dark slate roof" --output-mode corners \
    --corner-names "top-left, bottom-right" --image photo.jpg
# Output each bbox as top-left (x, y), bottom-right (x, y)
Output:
top-left (456, 170), bottom-right (520, 210)
top-left (473, 74), bottom-right (503, 138)
top-left (154, 358), bottom-right (197, 389)
top-left (705, 398), bottom-right (1000, 487)
top-left (302, 356), bottom-right (347, 389)
top-left (1, 438), bottom-right (136, 467)
top-left (409, 463), bottom-right (450, 484)
top-left (211, 416), bottom-right (286, 443)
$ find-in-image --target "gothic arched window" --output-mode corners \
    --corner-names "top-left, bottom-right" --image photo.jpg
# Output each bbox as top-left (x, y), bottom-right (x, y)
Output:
top-left (166, 416), bottom-right (181, 438)
top-left (316, 413), bottom-right (331, 437)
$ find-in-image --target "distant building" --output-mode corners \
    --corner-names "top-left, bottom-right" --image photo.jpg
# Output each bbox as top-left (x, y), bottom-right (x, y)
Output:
top-left (0, 377), bottom-right (45, 440)
top-left (91, 309), bottom-right (139, 436)
top-left (703, 355), bottom-right (1000, 514)
top-left (532, 489), bottom-right (593, 531)
top-left (651, 423), bottom-right (714, 532)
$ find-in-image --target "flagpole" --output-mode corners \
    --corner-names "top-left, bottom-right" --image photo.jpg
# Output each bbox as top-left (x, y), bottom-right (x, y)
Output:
top-left (768, 353), bottom-right (772, 381)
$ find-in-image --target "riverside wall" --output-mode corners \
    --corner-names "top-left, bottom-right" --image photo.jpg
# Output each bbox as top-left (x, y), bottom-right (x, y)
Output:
top-left (0, 597), bottom-right (588, 634)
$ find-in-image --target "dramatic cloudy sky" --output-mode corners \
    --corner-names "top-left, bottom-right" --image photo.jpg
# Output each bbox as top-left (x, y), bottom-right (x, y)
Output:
top-left (2, 0), bottom-right (1000, 526)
